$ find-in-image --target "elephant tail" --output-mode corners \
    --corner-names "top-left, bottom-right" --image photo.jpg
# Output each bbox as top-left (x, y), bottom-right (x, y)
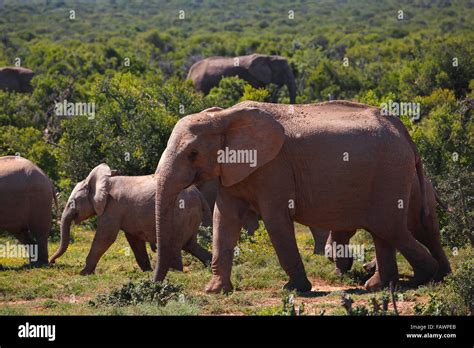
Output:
top-left (197, 188), bottom-right (213, 228)
top-left (411, 146), bottom-right (434, 234)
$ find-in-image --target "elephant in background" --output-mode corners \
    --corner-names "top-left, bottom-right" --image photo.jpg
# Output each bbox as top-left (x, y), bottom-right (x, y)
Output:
top-left (49, 164), bottom-right (211, 275)
top-left (325, 178), bottom-right (451, 286)
top-left (152, 100), bottom-right (440, 294)
top-left (187, 54), bottom-right (296, 104)
top-left (0, 156), bottom-right (56, 265)
top-left (0, 67), bottom-right (35, 93)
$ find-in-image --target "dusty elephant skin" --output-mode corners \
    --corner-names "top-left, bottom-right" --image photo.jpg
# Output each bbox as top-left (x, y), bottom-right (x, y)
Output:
top-left (187, 54), bottom-right (297, 104)
top-left (0, 156), bottom-right (55, 265)
top-left (49, 164), bottom-right (211, 275)
top-left (153, 100), bottom-right (439, 294)
top-left (199, 177), bottom-right (325, 242)
top-left (0, 67), bottom-right (35, 93)
top-left (326, 178), bottom-right (451, 287)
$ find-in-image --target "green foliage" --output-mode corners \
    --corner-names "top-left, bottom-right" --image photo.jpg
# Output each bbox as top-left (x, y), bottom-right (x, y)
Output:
top-left (414, 250), bottom-right (473, 315)
top-left (411, 95), bottom-right (473, 248)
top-left (341, 289), bottom-right (398, 316)
top-left (57, 72), bottom-right (178, 188)
top-left (205, 76), bottom-right (248, 108)
top-left (197, 225), bottom-right (213, 251)
top-left (0, 126), bottom-right (58, 180)
top-left (234, 224), bottom-right (276, 265)
top-left (241, 84), bottom-right (270, 103)
top-left (256, 292), bottom-right (305, 316)
top-left (90, 279), bottom-right (183, 307)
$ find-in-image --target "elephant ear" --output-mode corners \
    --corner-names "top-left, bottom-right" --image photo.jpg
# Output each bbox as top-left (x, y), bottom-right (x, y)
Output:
top-left (218, 107), bottom-right (285, 187)
top-left (85, 163), bottom-right (112, 216)
top-left (247, 55), bottom-right (272, 84)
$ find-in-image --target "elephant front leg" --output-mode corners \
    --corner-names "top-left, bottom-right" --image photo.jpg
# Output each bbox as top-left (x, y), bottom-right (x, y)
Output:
top-left (125, 233), bottom-right (152, 272)
top-left (205, 192), bottom-right (246, 294)
top-left (81, 220), bottom-right (119, 275)
top-left (262, 209), bottom-right (311, 292)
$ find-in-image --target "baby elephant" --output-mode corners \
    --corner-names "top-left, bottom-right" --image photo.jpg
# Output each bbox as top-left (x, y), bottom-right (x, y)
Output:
top-left (50, 164), bottom-right (211, 275)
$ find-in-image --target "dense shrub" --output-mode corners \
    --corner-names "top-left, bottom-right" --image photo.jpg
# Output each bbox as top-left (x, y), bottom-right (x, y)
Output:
top-left (90, 279), bottom-right (183, 307)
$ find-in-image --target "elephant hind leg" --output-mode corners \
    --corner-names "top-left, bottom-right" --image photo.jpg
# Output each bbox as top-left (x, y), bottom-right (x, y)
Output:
top-left (365, 236), bottom-right (398, 291)
top-left (31, 228), bottom-right (49, 266)
top-left (413, 222), bottom-right (451, 281)
top-left (125, 233), bottom-right (152, 272)
top-left (12, 228), bottom-right (46, 265)
top-left (390, 228), bottom-right (438, 286)
top-left (183, 235), bottom-right (212, 266)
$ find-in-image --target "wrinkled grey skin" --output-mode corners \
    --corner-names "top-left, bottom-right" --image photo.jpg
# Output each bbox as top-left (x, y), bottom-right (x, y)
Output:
top-left (187, 54), bottom-right (296, 103)
top-left (50, 164), bottom-right (211, 275)
top-left (0, 67), bottom-right (34, 93)
top-left (0, 156), bottom-right (56, 265)
top-left (153, 100), bottom-right (439, 294)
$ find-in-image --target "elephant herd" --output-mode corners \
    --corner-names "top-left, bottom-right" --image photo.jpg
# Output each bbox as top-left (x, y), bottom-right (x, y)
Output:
top-left (0, 54), bottom-right (452, 295)
top-left (0, 54), bottom-right (296, 101)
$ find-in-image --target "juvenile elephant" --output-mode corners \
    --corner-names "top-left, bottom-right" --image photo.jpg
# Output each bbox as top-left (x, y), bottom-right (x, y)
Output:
top-left (0, 156), bottom-right (56, 265)
top-left (324, 178), bottom-right (451, 287)
top-left (49, 164), bottom-right (211, 275)
top-left (153, 101), bottom-right (440, 293)
top-left (187, 54), bottom-right (296, 103)
top-left (0, 67), bottom-right (35, 93)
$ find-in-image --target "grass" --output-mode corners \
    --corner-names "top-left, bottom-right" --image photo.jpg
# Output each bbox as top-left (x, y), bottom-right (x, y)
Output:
top-left (0, 224), bottom-right (470, 315)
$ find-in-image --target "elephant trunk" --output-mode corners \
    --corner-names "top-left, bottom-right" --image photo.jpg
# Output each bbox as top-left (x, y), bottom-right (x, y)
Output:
top-left (154, 154), bottom-right (185, 282)
top-left (49, 210), bottom-right (74, 263)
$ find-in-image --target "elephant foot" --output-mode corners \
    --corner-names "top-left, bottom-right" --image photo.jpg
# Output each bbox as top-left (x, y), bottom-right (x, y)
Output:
top-left (80, 268), bottom-right (95, 276)
top-left (364, 271), bottom-right (397, 291)
top-left (363, 259), bottom-right (377, 274)
top-left (30, 260), bottom-right (49, 268)
top-left (433, 264), bottom-right (451, 282)
top-left (410, 260), bottom-right (438, 287)
top-left (205, 276), bottom-right (233, 294)
top-left (283, 273), bottom-right (312, 293)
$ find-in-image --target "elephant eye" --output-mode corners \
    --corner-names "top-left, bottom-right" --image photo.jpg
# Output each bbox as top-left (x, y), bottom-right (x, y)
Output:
top-left (188, 150), bottom-right (198, 161)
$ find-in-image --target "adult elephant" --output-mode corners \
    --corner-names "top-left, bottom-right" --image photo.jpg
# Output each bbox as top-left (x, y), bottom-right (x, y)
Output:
top-left (187, 54), bottom-right (296, 104)
top-left (153, 101), bottom-right (439, 293)
top-left (0, 67), bottom-right (35, 93)
top-left (50, 164), bottom-right (211, 275)
top-left (0, 156), bottom-right (56, 265)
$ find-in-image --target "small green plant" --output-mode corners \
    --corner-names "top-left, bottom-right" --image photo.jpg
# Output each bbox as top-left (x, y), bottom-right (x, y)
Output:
top-left (414, 252), bottom-right (473, 315)
top-left (89, 279), bottom-right (182, 307)
top-left (341, 286), bottom-right (399, 316)
top-left (256, 293), bottom-right (305, 316)
top-left (197, 225), bottom-right (213, 251)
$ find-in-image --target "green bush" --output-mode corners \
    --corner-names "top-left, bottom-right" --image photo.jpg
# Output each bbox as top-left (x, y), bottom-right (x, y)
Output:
top-left (0, 126), bottom-right (58, 181)
top-left (414, 249), bottom-right (473, 315)
top-left (90, 279), bottom-right (183, 307)
top-left (57, 72), bottom-right (178, 188)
